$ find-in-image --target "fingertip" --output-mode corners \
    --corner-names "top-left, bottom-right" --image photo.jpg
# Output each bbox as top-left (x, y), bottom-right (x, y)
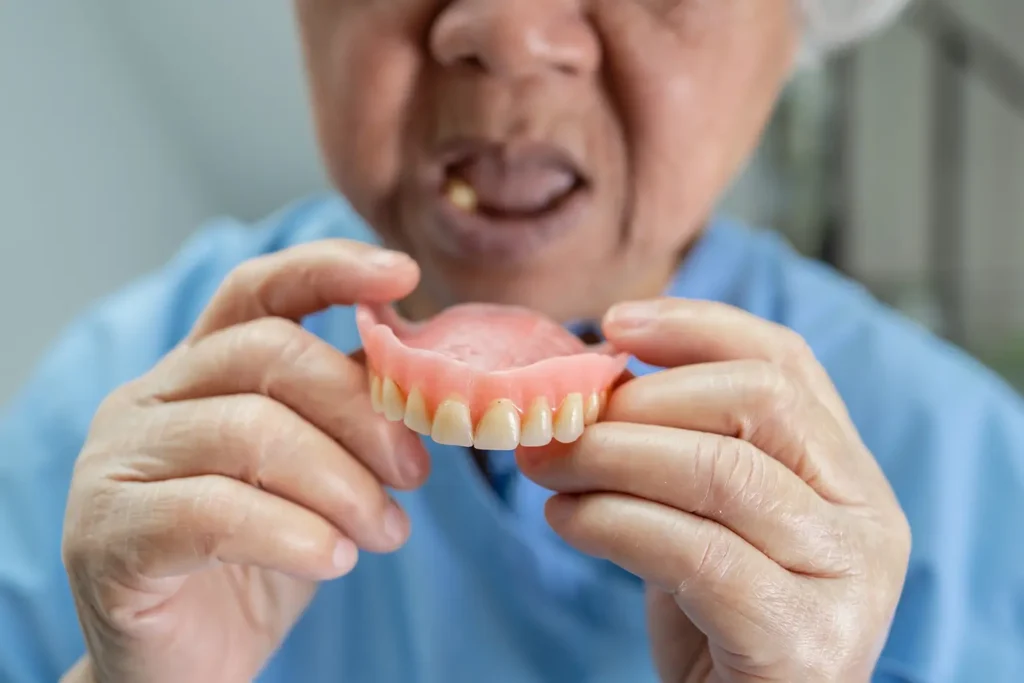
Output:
top-left (544, 493), bottom-right (581, 528)
top-left (332, 538), bottom-right (359, 574)
top-left (366, 248), bottom-right (411, 267)
top-left (515, 441), bottom-right (570, 473)
top-left (603, 301), bottom-right (662, 335)
top-left (386, 422), bottom-right (431, 490)
top-left (381, 501), bottom-right (410, 548)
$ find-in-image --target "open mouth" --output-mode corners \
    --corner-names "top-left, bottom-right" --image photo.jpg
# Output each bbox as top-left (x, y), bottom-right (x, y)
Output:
top-left (443, 156), bottom-right (587, 219)
top-left (357, 303), bottom-right (628, 450)
top-left (425, 140), bottom-right (591, 257)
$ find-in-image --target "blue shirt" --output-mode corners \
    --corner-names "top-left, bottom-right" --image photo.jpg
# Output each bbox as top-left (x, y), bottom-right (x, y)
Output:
top-left (2, 195), bottom-right (1023, 683)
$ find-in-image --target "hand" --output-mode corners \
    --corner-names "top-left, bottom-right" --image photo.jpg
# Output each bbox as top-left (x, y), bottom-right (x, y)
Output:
top-left (517, 298), bottom-right (911, 683)
top-left (61, 241), bottom-right (429, 683)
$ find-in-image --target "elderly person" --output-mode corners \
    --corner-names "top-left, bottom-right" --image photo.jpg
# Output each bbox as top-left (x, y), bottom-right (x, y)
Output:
top-left (2, 0), bottom-right (1022, 681)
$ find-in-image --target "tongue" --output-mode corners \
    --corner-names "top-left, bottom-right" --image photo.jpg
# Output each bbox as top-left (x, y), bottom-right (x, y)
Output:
top-left (453, 155), bottom-right (577, 214)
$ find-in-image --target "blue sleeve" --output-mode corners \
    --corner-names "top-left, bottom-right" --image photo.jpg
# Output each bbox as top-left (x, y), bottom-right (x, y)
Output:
top-left (0, 213), bottom-right (296, 682)
top-left (875, 377), bottom-right (1024, 683)
top-left (774, 249), bottom-right (1024, 682)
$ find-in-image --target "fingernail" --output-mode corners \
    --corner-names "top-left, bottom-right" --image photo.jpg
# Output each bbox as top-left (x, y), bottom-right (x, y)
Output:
top-left (333, 538), bottom-right (358, 571)
top-left (367, 249), bottom-right (412, 268)
top-left (382, 503), bottom-right (407, 544)
top-left (605, 301), bottom-right (660, 331)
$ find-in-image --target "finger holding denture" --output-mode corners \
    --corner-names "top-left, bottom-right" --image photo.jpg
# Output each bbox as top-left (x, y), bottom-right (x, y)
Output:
top-left (356, 304), bottom-right (628, 449)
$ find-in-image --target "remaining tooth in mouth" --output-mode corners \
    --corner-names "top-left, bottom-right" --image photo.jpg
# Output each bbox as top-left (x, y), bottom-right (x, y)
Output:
top-left (445, 177), bottom-right (478, 213)
top-left (369, 371), bottom-right (604, 449)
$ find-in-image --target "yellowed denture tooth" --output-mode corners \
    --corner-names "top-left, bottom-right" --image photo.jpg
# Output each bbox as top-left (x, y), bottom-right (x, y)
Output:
top-left (473, 399), bottom-right (521, 451)
top-left (381, 378), bottom-right (407, 422)
top-left (520, 397), bottom-right (554, 447)
top-left (403, 388), bottom-right (432, 435)
top-left (446, 178), bottom-right (478, 213)
top-left (369, 372), bottom-right (384, 414)
top-left (431, 398), bottom-right (474, 447)
top-left (584, 392), bottom-right (601, 426)
top-left (553, 393), bottom-right (585, 444)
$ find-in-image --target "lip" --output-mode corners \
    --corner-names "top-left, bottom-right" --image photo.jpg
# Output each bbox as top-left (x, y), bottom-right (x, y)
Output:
top-left (418, 138), bottom-right (592, 262)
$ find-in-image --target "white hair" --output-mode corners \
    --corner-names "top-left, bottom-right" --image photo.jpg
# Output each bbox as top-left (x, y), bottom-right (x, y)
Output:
top-left (797, 0), bottom-right (915, 62)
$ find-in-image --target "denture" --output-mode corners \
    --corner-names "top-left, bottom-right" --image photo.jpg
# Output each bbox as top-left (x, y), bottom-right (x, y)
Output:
top-left (357, 303), bottom-right (629, 450)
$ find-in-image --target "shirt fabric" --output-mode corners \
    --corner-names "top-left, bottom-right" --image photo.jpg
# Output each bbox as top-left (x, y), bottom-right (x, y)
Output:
top-left (1, 195), bottom-right (1022, 683)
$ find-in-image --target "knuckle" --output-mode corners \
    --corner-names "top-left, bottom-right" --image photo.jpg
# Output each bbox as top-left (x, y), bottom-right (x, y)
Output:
top-left (891, 509), bottom-right (913, 556)
top-left (777, 329), bottom-right (815, 368)
top-left (749, 361), bottom-right (801, 417)
top-left (187, 477), bottom-right (250, 552)
top-left (692, 433), bottom-right (761, 513)
top-left (242, 317), bottom-right (322, 394)
top-left (331, 473), bottom-right (387, 532)
top-left (244, 316), bottom-right (305, 355)
top-left (224, 258), bottom-right (266, 295)
top-left (676, 525), bottom-right (734, 594)
top-left (220, 394), bottom-right (291, 480)
top-left (218, 260), bottom-right (272, 317)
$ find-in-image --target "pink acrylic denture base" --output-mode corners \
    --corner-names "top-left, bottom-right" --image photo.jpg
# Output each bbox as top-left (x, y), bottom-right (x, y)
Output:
top-left (356, 303), bottom-right (629, 421)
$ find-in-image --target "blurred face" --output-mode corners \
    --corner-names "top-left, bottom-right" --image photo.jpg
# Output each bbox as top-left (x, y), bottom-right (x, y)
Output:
top-left (294, 0), bottom-right (798, 322)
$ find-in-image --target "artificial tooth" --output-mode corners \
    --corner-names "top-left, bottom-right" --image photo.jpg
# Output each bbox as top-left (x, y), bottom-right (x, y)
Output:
top-left (473, 400), bottom-right (521, 451)
top-left (446, 178), bottom-right (478, 213)
top-left (431, 398), bottom-right (474, 447)
top-left (584, 392), bottom-right (601, 426)
top-left (403, 388), bottom-right (432, 435)
top-left (553, 393), bottom-right (585, 444)
top-left (369, 373), bottom-right (383, 414)
top-left (520, 397), bottom-right (554, 447)
top-left (381, 378), bottom-right (406, 422)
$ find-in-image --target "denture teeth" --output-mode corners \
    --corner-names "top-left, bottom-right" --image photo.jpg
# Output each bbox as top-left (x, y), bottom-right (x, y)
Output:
top-left (473, 399), bottom-right (521, 451)
top-left (445, 178), bottom-right (478, 213)
top-left (403, 388), bottom-right (432, 435)
top-left (584, 392), bottom-right (601, 426)
top-left (369, 372), bottom-right (384, 414)
top-left (553, 393), bottom-right (585, 444)
top-left (381, 378), bottom-right (407, 422)
top-left (520, 397), bottom-right (554, 447)
top-left (431, 398), bottom-right (475, 447)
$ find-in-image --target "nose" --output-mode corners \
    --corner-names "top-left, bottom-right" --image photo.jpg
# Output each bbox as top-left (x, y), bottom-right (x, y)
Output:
top-left (430, 0), bottom-right (599, 79)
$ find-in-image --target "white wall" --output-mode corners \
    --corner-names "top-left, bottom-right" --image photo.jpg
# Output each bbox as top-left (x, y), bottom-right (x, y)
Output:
top-left (100, 0), bottom-right (330, 217)
top-left (0, 1), bottom-right (329, 404)
top-left (0, 2), bottom-right (216, 401)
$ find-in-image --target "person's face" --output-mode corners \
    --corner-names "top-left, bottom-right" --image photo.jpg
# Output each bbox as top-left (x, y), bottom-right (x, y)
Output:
top-left (294, 0), bottom-right (798, 322)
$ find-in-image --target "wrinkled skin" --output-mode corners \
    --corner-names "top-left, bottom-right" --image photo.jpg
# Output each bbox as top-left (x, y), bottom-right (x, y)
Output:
top-left (518, 299), bottom-right (911, 682)
top-left (63, 244), bottom-right (429, 682)
top-left (294, 0), bottom-right (797, 321)
top-left (61, 1), bottom-right (912, 682)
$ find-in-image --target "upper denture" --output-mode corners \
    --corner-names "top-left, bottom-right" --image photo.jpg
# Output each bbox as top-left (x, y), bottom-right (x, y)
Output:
top-left (357, 303), bottom-right (628, 448)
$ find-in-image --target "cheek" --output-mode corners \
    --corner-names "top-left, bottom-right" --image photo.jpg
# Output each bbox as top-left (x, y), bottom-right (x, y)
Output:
top-left (306, 27), bottom-right (420, 221)
top-left (598, 3), bottom-right (795, 249)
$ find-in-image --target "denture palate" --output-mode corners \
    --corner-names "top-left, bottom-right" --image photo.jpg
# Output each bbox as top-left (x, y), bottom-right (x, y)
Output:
top-left (358, 303), bottom-right (628, 449)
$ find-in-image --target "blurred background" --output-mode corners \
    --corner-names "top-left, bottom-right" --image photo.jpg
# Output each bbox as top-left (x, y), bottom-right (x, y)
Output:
top-left (1, 0), bottom-right (1022, 403)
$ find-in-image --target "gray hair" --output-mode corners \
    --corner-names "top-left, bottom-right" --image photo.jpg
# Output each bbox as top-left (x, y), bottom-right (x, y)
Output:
top-left (798, 0), bottom-right (915, 61)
